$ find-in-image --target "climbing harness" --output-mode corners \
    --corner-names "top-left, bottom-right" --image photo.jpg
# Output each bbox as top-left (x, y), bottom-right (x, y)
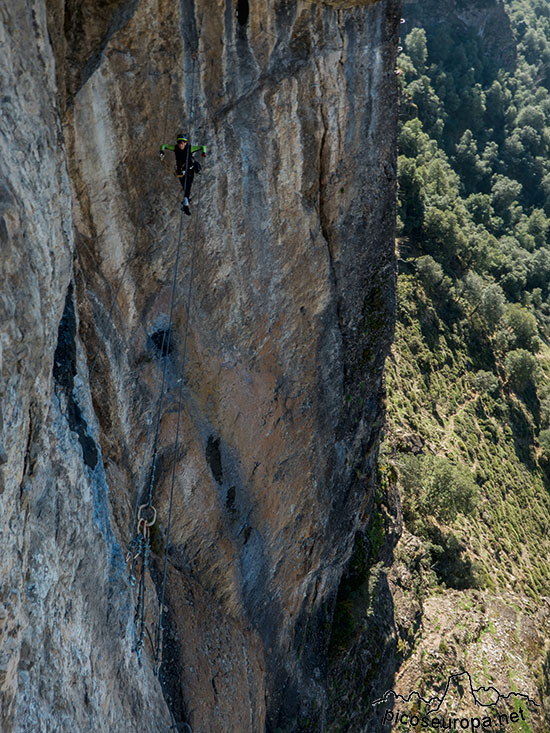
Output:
top-left (160, 155), bottom-right (186, 178)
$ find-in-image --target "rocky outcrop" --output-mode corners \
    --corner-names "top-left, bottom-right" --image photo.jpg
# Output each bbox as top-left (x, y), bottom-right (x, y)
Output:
top-left (402, 0), bottom-right (516, 71)
top-left (0, 0), bottom-right (400, 730)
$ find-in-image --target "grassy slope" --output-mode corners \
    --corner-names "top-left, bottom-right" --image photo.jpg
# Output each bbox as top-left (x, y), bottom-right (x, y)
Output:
top-left (385, 271), bottom-right (550, 598)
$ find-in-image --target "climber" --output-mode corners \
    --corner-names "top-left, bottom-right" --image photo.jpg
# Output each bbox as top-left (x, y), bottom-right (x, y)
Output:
top-left (159, 134), bottom-right (207, 215)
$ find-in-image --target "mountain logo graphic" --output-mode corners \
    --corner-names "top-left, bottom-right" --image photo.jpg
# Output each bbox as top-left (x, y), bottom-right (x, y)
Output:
top-left (372, 670), bottom-right (540, 714)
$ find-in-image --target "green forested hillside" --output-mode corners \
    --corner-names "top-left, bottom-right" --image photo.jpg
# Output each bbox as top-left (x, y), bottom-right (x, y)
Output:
top-left (326, 4), bottom-right (550, 731)
top-left (387, 0), bottom-right (550, 600)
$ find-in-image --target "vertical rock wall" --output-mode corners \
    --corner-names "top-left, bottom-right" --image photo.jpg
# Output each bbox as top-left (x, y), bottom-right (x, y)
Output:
top-left (0, 0), bottom-right (400, 730)
top-left (0, 1), bottom-right (171, 731)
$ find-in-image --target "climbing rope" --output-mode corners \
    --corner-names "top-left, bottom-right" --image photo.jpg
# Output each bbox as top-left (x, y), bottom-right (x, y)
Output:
top-left (127, 207), bottom-right (185, 661)
top-left (127, 55), bottom-right (201, 675)
top-left (144, 52), bottom-right (199, 512)
top-left (128, 54), bottom-right (196, 526)
top-left (146, 212), bottom-right (185, 511)
top-left (153, 172), bottom-right (202, 673)
top-left (168, 712), bottom-right (192, 733)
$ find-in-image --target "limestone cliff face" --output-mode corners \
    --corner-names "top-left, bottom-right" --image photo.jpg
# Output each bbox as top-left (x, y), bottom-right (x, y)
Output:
top-left (0, 0), bottom-right (400, 731)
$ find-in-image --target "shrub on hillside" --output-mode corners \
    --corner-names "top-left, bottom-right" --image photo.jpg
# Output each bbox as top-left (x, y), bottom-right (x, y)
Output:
top-left (396, 453), bottom-right (479, 527)
top-left (472, 370), bottom-right (499, 395)
top-left (504, 348), bottom-right (538, 391)
top-left (479, 283), bottom-right (506, 329)
top-left (460, 271), bottom-right (484, 309)
top-left (425, 457), bottom-right (479, 523)
top-left (505, 304), bottom-right (540, 352)
top-left (406, 27), bottom-right (428, 73)
top-left (416, 255), bottom-right (444, 290)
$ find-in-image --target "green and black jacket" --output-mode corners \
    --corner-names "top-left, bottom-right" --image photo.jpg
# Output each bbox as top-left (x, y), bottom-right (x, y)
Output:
top-left (160, 142), bottom-right (207, 175)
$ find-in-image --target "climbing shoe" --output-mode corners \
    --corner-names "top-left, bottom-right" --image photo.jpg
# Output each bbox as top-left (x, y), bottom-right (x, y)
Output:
top-left (181, 197), bottom-right (191, 216)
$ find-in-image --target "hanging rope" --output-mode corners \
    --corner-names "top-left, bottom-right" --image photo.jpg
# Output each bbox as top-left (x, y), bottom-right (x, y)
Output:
top-left (128, 54), bottom-right (198, 544)
top-left (168, 712), bottom-right (192, 733)
top-left (153, 172), bottom-right (202, 674)
top-left (129, 208), bottom-right (185, 661)
top-left (127, 54), bottom-right (200, 666)
top-left (151, 56), bottom-right (202, 674)
top-left (145, 211), bottom-right (185, 511)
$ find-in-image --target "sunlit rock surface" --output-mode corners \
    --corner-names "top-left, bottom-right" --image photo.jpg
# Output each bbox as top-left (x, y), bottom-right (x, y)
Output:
top-left (0, 0), bottom-right (400, 729)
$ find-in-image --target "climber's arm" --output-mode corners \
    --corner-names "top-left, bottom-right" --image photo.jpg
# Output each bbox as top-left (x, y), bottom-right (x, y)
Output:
top-left (159, 144), bottom-right (175, 157)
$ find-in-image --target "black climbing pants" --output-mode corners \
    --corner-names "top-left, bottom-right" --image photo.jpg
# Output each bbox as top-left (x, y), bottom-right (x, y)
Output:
top-left (179, 168), bottom-right (194, 199)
